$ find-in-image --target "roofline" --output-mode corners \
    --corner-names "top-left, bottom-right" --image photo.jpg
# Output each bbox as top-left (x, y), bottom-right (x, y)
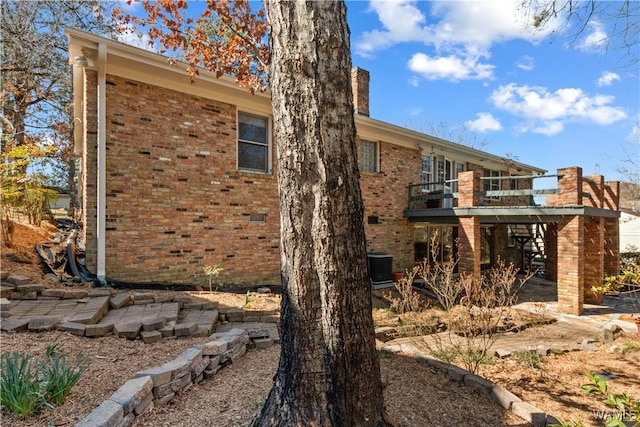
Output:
top-left (66, 27), bottom-right (546, 176)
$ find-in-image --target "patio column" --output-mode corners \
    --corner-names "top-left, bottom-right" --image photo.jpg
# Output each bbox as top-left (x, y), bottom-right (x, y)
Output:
top-left (458, 216), bottom-right (481, 279)
top-left (557, 215), bottom-right (584, 315)
top-left (584, 217), bottom-right (604, 304)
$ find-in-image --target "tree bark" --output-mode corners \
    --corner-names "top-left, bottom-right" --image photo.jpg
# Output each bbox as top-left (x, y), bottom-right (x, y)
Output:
top-left (252, 1), bottom-right (386, 426)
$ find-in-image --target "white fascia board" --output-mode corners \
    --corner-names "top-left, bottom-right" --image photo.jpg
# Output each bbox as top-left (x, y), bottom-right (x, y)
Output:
top-left (65, 27), bottom-right (272, 116)
top-left (355, 114), bottom-right (546, 176)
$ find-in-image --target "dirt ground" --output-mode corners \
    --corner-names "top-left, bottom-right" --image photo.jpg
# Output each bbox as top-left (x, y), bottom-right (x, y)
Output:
top-left (2, 219), bottom-right (640, 426)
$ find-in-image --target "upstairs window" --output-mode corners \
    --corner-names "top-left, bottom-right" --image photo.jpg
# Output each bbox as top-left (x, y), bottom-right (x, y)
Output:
top-left (360, 140), bottom-right (379, 173)
top-left (484, 169), bottom-right (501, 191)
top-left (238, 112), bottom-right (269, 173)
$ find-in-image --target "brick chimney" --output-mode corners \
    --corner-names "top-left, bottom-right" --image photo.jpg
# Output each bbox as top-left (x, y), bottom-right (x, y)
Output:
top-left (351, 67), bottom-right (370, 117)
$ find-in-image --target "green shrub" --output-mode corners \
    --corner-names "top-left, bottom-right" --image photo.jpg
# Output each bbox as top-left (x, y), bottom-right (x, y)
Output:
top-left (39, 354), bottom-right (89, 406)
top-left (0, 342), bottom-right (89, 418)
top-left (0, 352), bottom-right (44, 418)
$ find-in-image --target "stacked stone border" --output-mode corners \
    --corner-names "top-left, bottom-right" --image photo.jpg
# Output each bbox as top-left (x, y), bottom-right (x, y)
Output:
top-left (76, 328), bottom-right (256, 427)
top-left (384, 342), bottom-right (559, 427)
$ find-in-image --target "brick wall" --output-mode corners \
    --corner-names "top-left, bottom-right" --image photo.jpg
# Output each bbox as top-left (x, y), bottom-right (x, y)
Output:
top-left (604, 217), bottom-right (620, 275)
top-left (557, 215), bottom-right (584, 315)
top-left (583, 217), bottom-right (604, 303)
top-left (548, 167), bottom-right (582, 206)
top-left (464, 162), bottom-right (532, 207)
top-left (95, 75), bottom-right (281, 286)
top-left (458, 216), bottom-right (481, 278)
top-left (82, 76), bottom-right (422, 286)
top-left (545, 223), bottom-right (558, 281)
top-left (359, 140), bottom-right (420, 272)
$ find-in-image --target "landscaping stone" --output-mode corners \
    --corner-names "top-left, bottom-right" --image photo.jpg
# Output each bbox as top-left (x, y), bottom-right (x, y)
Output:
top-left (159, 321), bottom-right (175, 338)
top-left (134, 299), bottom-right (155, 305)
top-left (494, 349), bottom-right (511, 358)
top-left (511, 401), bottom-right (547, 427)
top-left (11, 291), bottom-right (37, 300)
top-left (16, 283), bottom-right (45, 293)
top-left (581, 338), bottom-right (598, 352)
top-left (0, 270), bottom-right (9, 280)
top-left (257, 287), bottom-right (271, 294)
top-left (76, 399), bottom-right (124, 427)
top-left (117, 413), bottom-right (135, 427)
top-left (28, 317), bottom-right (59, 331)
top-left (135, 365), bottom-right (173, 387)
top-left (174, 322), bottom-right (197, 337)
top-left (41, 288), bottom-right (65, 298)
top-left (464, 374), bottom-right (493, 394)
top-left (63, 289), bottom-right (89, 299)
top-left (141, 330), bottom-right (162, 344)
top-left (253, 337), bottom-right (274, 349)
top-left (57, 321), bottom-right (86, 336)
top-left (89, 289), bottom-right (113, 297)
top-left (226, 308), bottom-right (244, 322)
top-left (600, 323), bottom-right (622, 342)
top-left (152, 392), bottom-right (175, 407)
top-left (86, 323), bottom-right (114, 337)
top-left (7, 275), bottom-right (30, 285)
top-left (447, 365), bottom-right (469, 382)
top-left (0, 285), bottom-right (14, 298)
top-left (141, 316), bottom-right (166, 331)
top-left (153, 294), bottom-right (174, 303)
top-left (114, 322), bottom-right (142, 339)
top-left (1, 318), bottom-right (29, 332)
top-left (110, 375), bottom-right (153, 413)
top-left (491, 384), bottom-right (522, 410)
top-left (536, 345), bottom-right (550, 356)
top-left (110, 294), bottom-right (131, 309)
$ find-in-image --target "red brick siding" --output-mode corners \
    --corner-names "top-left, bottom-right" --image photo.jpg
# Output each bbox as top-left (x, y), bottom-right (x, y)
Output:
top-left (458, 216), bottom-right (481, 277)
top-left (604, 217), bottom-right (620, 275)
top-left (97, 75), bottom-right (281, 286)
top-left (583, 217), bottom-right (604, 303)
top-left (557, 215), bottom-right (584, 315)
top-left (359, 140), bottom-right (419, 272)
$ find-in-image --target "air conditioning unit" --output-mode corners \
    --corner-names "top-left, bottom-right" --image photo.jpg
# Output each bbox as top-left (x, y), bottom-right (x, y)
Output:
top-left (367, 252), bottom-right (393, 289)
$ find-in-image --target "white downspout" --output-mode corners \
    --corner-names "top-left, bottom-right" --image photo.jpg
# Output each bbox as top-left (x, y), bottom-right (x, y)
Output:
top-left (96, 42), bottom-right (107, 284)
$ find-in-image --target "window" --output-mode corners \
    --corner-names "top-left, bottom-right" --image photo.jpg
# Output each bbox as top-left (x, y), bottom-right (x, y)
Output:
top-left (483, 169), bottom-right (501, 198)
top-left (238, 112), bottom-right (269, 173)
top-left (360, 140), bottom-right (379, 173)
top-left (421, 155), bottom-right (432, 191)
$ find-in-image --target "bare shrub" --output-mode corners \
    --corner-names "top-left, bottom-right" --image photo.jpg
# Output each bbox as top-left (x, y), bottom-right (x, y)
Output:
top-left (417, 234), bottom-right (533, 374)
top-left (384, 266), bottom-right (422, 314)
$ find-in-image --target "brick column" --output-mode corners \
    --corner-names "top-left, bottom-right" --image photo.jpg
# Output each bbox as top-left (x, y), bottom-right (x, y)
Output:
top-left (583, 217), bottom-right (604, 304)
top-left (545, 223), bottom-right (558, 281)
top-left (457, 170), bottom-right (480, 208)
top-left (458, 216), bottom-right (481, 278)
top-left (557, 215), bottom-right (584, 315)
top-left (582, 175), bottom-right (604, 208)
top-left (604, 181), bottom-right (620, 211)
top-left (548, 167), bottom-right (582, 206)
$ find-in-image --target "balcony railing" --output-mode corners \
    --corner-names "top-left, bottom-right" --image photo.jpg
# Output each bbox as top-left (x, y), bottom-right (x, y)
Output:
top-left (407, 174), bottom-right (563, 211)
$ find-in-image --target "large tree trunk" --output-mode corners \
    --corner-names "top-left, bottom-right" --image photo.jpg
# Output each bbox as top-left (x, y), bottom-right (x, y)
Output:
top-left (252, 1), bottom-right (387, 426)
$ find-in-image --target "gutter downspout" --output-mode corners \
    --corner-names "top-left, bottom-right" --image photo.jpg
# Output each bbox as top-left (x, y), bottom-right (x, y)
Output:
top-left (96, 42), bottom-right (107, 284)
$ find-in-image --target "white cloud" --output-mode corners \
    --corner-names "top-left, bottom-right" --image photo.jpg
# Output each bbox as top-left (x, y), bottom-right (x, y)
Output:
top-left (490, 83), bottom-right (627, 135)
top-left (597, 71), bottom-right (621, 87)
top-left (576, 20), bottom-right (607, 51)
top-left (408, 51), bottom-right (495, 81)
top-left (516, 55), bottom-right (535, 71)
top-left (465, 113), bottom-right (502, 133)
top-left (355, 0), bottom-right (558, 82)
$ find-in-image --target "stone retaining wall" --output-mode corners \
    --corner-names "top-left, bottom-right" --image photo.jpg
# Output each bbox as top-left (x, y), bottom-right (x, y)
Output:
top-left (76, 328), bottom-right (251, 427)
top-left (384, 343), bottom-right (558, 427)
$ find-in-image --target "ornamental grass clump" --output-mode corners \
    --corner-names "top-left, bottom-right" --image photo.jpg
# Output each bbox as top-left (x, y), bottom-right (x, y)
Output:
top-left (0, 340), bottom-right (89, 418)
top-left (0, 352), bottom-right (43, 418)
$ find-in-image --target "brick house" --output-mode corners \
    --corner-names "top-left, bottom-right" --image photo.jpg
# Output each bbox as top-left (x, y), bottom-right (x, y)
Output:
top-left (67, 29), bottom-right (620, 315)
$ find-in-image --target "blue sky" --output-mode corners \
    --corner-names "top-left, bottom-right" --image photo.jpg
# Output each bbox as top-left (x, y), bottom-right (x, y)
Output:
top-left (118, 0), bottom-right (639, 183)
top-left (345, 1), bottom-right (638, 182)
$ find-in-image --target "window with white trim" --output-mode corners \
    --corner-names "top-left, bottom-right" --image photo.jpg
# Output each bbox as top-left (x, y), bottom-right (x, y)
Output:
top-left (483, 169), bottom-right (501, 195)
top-left (421, 155), bottom-right (432, 191)
top-left (238, 112), bottom-right (269, 173)
top-left (359, 140), bottom-right (379, 173)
